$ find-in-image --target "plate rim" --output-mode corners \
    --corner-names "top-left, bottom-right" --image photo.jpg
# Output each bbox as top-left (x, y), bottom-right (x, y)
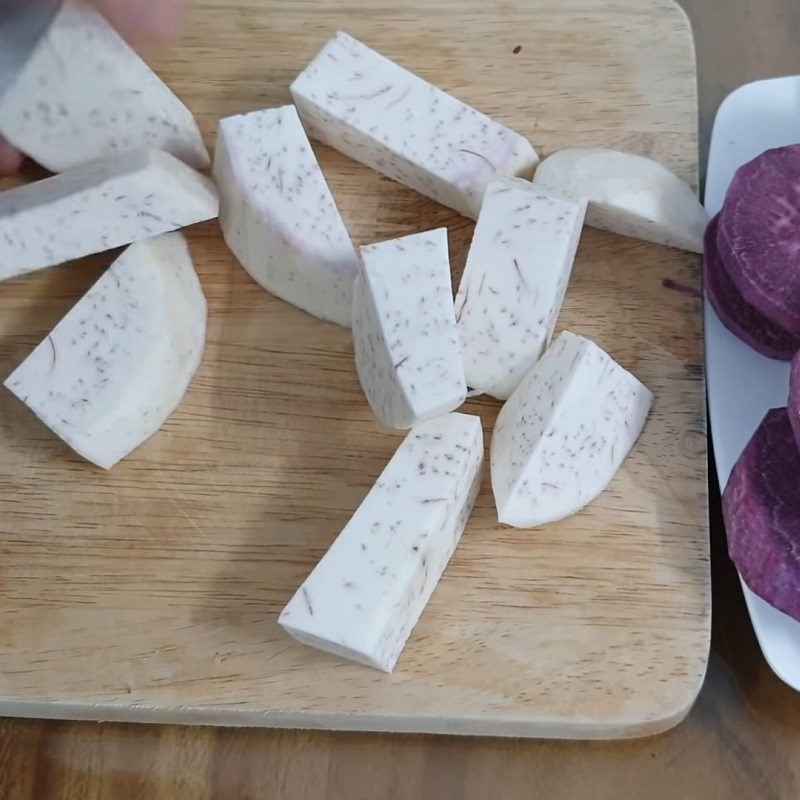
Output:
top-left (704, 72), bottom-right (800, 692)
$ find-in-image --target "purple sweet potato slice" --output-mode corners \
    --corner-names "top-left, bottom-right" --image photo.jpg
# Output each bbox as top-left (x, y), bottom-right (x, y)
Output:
top-left (789, 351), bottom-right (800, 447)
top-left (722, 408), bottom-right (800, 623)
top-left (704, 215), bottom-right (800, 360)
top-left (718, 145), bottom-right (800, 336)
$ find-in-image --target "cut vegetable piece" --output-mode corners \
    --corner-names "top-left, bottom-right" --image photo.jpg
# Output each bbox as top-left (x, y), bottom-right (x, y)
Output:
top-left (214, 105), bottom-right (358, 326)
top-left (4, 233), bottom-right (206, 470)
top-left (0, 0), bottom-right (209, 172)
top-left (533, 148), bottom-right (707, 252)
top-left (717, 145), bottom-right (800, 336)
top-left (722, 408), bottom-right (800, 624)
top-left (0, 148), bottom-right (218, 281)
top-left (455, 177), bottom-right (587, 400)
top-left (352, 228), bottom-right (466, 428)
top-left (491, 331), bottom-right (652, 528)
top-left (291, 31), bottom-right (538, 220)
top-left (704, 215), bottom-right (799, 360)
top-left (279, 412), bottom-right (483, 673)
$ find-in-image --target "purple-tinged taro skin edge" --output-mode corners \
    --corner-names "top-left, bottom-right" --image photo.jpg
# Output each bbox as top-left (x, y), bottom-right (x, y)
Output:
top-left (704, 214), bottom-right (800, 360)
top-left (722, 408), bottom-right (800, 624)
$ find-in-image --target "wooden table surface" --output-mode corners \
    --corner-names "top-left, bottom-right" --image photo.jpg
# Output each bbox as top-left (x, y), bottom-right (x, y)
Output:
top-left (0, 0), bottom-right (798, 797)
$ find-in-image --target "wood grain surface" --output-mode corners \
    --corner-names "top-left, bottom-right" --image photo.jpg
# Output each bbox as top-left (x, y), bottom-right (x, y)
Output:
top-left (0, 0), bottom-right (797, 797)
top-left (0, 0), bottom-right (709, 738)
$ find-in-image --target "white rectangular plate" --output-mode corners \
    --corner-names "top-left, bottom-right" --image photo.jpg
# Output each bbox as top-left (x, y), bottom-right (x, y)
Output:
top-left (705, 75), bottom-right (800, 691)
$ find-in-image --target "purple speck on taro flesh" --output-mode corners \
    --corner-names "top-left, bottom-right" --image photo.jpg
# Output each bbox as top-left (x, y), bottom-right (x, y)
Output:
top-left (213, 105), bottom-right (358, 327)
top-left (703, 214), bottom-right (800, 360)
top-left (0, 0), bottom-right (209, 172)
top-left (717, 145), bottom-right (800, 336)
top-left (722, 408), bottom-right (800, 623)
top-left (290, 31), bottom-right (538, 220)
top-left (277, 413), bottom-right (483, 673)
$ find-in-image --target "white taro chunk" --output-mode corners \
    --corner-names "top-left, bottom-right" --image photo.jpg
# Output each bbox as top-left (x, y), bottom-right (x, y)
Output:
top-left (0, 0), bottom-right (209, 172)
top-left (490, 331), bottom-right (652, 528)
top-left (352, 228), bottom-right (467, 428)
top-left (533, 148), bottom-right (708, 253)
top-left (291, 31), bottom-right (538, 220)
top-left (0, 148), bottom-right (219, 281)
top-left (279, 412), bottom-right (484, 673)
top-left (213, 105), bottom-right (359, 326)
top-left (455, 177), bottom-right (587, 400)
top-left (4, 233), bottom-right (206, 470)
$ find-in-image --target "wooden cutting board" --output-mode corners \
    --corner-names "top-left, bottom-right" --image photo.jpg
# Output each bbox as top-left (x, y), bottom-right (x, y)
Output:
top-left (0, 0), bottom-right (709, 739)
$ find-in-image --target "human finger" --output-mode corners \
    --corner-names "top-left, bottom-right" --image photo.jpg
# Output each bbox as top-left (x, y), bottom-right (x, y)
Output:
top-left (0, 138), bottom-right (24, 176)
